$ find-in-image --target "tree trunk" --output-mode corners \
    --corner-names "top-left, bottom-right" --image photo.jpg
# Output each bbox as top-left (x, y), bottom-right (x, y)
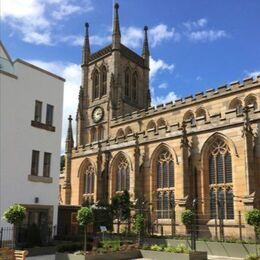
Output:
top-left (84, 226), bottom-right (87, 253)
top-left (13, 225), bottom-right (16, 249)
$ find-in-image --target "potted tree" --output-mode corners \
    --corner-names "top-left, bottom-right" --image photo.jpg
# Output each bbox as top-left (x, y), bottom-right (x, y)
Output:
top-left (246, 209), bottom-right (260, 258)
top-left (3, 204), bottom-right (26, 248)
top-left (111, 191), bottom-right (131, 234)
top-left (77, 206), bottom-right (94, 253)
top-left (133, 213), bottom-right (144, 247)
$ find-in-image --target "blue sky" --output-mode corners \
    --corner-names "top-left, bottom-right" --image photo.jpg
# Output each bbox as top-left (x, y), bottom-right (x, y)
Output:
top-left (1, 0), bottom-right (260, 151)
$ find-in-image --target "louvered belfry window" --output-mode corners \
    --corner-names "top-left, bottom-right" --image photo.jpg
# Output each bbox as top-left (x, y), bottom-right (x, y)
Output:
top-left (156, 149), bottom-right (175, 219)
top-left (208, 139), bottom-right (234, 219)
top-left (116, 155), bottom-right (130, 191)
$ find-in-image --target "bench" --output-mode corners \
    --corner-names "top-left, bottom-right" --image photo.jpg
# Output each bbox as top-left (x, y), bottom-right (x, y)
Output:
top-left (0, 248), bottom-right (28, 260)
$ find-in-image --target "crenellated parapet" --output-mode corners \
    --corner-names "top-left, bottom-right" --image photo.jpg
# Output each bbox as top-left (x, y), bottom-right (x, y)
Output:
top-left (111, 75), bottom-right (260, 126)
top-left (72, 102), bottom-right (260, 157)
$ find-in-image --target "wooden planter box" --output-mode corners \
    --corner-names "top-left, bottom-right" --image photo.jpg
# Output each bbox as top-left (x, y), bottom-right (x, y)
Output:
top-left (55, 250), bottom-right (142, 260)
top-left (140, 250), bottom-right (207, 260)
top-left (143, 237), bottom-right (259, 258)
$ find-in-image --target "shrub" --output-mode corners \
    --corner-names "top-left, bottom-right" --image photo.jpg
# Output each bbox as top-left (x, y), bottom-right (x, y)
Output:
top-left (57, 243), bottom-right (83, 253)
top-left (101, 239), bottom-right (120, 251)
top-left (150, 244), bottom-right (163, 251)
top-left (246, 209), bottom-right (260, 236)
top-left (181, 210), bottom-right (195, 226)
top-left (3, 204), bottom-right (26, 225)
top-left (174, 244), bottom-right (189, 254)
top-left (245, 254), bottom-right (260, 260)
top-left (164, 246), bottom-right (176, 253)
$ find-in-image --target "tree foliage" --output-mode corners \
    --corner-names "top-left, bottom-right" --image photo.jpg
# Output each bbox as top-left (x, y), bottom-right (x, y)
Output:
top-left (133, 213), bottom-right (145, 234)
top-left (111, 190), bottom-right (131, 220)
top-left (246, 209), bottom-right (260, 228)
top-left (77, 207), bottom-right (94, 226)
top-left (181, 209), bottom-right (195, 226)
top-left (3, 204), bottom-right (26, 225)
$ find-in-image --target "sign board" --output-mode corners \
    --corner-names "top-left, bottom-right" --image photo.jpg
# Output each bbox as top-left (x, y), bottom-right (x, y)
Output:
top-left (100, 226), bottom-right (107, 232)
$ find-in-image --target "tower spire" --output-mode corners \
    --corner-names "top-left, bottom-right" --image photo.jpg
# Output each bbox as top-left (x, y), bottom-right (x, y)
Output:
top-left (82, 22), bottom-right (90, 65)
top-left (65, 115), bottom-right (74, 153)
top-left (142, 26), bottom-right (150, 67)
top-left (112, 2), bottom-right (121, 49)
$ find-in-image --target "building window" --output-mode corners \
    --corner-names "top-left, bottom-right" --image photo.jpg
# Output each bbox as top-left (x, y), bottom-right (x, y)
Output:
top-left (91, 127), bottom-right (97, 142)
top-left (84, 165), bottom-right (95, 194)
top-left (125, 69), bottom-right (130, 97)
top-left (116, 155), bottom-right (130, 192)
top-left (98, 125), bottom-right (104, 140)
top-left (34, 101), bottom-right (42, 122)
top-left (208, 139), bottom-right (234, 219)
top-left (229, 98), bottom-right (243, 114)
top-left (31, 150), bottom-right (40, 176)
top-left (132, 72), bottom-right (137, 101)
top-left (43, 152), bottom-right (51, 177)
top-left (93, 70), bottom-right (99, 99)
top-left (101, 66), bottom-right (107, 97)
top-left (156, 149), bottom-right (175, 219)
top-left (46, 104), bottom-right (54, 126)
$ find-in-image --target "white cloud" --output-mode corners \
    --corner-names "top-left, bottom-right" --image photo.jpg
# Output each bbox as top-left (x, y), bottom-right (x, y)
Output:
top-left (184, 18), bottom-right (208, 30)
top-left (188, 30), bottom-right (227, 42)
top-left (158, 82), bottom-right (168, 89)
top-left (246, 71), bottom-right (260, 78)
top-left (150, 56), bottom-right (175, 79)
top-left (52, 4), bottom-right (81, 20)
top-left (121, 27), bottom-right (143, 48)
top-left (1, 0), bottom-right (94, 45)
top-left (61, 34), bottom-right (111, 47)
top-left (121, 24), bottom-right (179, 49)
top-left (27, 59), bottom-right (81, 153)
top-left (150, 24), bottom-right (180, 47)
top-left (152, 91), bottom-right (179, 106)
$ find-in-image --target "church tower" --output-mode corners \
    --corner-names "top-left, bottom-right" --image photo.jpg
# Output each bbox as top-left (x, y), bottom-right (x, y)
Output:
top-left (76, 3), bottom-right (151, 147)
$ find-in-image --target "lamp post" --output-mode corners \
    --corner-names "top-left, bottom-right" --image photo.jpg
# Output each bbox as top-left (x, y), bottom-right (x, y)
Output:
top-left (170, 200), bottom-right (175, 238)
top-left (191, 198), bottom-right (197, 251)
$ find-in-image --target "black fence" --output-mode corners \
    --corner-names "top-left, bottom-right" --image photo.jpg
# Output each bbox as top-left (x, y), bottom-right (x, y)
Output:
top-left (0, 224), bottom-right (57, 248)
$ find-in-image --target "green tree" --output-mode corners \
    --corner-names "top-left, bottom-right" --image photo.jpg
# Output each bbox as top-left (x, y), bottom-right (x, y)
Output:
top-left (246, 209), bottom-right (260, 256)
top-left (181, 209), bottom-right (195, 234)
top-left (77, 207), bottom-right (94, 252)
top-left (111, 191), bottom-right (131, 234)
top-left (133, 213), bottom-right (145, 246)
top-left (3, 204), bottom-right (26, 248)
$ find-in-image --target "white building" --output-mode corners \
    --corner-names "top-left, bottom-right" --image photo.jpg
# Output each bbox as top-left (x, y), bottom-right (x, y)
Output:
top-left (0, 41), bottom-right (64, 235)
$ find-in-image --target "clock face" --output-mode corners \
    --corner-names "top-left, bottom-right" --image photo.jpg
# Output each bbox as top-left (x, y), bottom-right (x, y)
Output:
top-left (92, 107), bottom-right (104, 123)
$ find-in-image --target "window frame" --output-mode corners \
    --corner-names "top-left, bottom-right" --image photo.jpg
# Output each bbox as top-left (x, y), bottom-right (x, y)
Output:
top-left (43, 152), bottom-right (51, 177)
top-left (46, 104), bottom-right (54, 126)
top-left (34, 100), bottom-right (42, 123)
top-left (31, 150), bottom-right (40, 176)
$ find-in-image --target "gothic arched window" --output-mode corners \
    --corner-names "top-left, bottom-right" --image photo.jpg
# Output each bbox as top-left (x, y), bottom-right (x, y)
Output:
top-left (156, 149), bottom-right (174, 219)
top-left (245, 95), bottom-right (257, 110)
top-left (125, 68), bottom-right (130, 97)
top-left (116, 155), bottom-right (130, 191)
top-left (84, 164), bottom-right (95, 194)
top-left (196, 108), bottom-right (207, 119)
top-left (229, 98), bottom-right (243, 114)
top-left (125, 126), bottom-right (133, 136)
top-left (101, 66), bottom-right (107, 97)
top-left (183, 111), bottom-right (195, 125)
top-left (93, 70), bottom-right (99, 99)
top-left (132, 72), bottom-right (137, 101)
top-left (208, 139), bottom-right (234, 219)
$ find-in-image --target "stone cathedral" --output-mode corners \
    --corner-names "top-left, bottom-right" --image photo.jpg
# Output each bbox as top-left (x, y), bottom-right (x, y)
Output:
top-left (60, 4), bottom-right (260, 238)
